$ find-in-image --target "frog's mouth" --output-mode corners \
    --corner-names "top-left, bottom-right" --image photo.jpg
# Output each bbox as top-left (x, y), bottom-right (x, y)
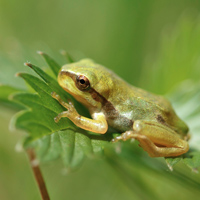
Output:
top-left (154, 143), bottom-right (167, 147)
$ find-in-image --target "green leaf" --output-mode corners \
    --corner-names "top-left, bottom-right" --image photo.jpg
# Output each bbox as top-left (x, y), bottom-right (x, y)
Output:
top-left (23, 130), bottom-right (93, 170)
top-left (165, 81), bottom-right (200, 171)
top-left (11, 56), bottom-right (110, 169)
top-left (60, 50), bottom-right (75, 63)
top-left (0, 85), bottom-right (21, 101)
top-left (9, 51), bottom-right (200, 171)
top-left (165, 157), bottom-right (182, 171)
top-left (0, 85), bottom-right (23, 109)
top-left (37, 51), bottom-right (61, 77)
top-left (183, 152), bottom-right (200, 173)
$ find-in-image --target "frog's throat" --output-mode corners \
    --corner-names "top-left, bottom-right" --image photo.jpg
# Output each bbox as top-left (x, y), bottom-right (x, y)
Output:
top-left (60, 70), bottom-right (134, 129)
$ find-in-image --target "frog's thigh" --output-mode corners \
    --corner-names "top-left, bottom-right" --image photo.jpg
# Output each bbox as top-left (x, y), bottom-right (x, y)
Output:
top-left (128, 120), bottom-right (188, 157)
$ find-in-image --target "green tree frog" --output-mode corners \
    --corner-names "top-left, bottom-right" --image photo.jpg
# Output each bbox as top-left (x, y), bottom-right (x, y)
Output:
top-left (52, 59), bottom-right (190, 157)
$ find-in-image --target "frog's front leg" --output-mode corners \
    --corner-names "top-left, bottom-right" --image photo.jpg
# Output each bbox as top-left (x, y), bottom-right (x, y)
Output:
top-left (51, 92), bottom-right (108, 134)
top-left (112, 120), bottom-right (189, 157)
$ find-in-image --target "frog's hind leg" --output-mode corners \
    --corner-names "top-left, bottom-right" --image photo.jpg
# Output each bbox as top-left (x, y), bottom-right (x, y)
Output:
top-left (112, 120), bottom-right (189, 157)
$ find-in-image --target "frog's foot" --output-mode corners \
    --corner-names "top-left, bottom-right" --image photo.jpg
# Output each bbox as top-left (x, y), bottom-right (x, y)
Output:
top-left (112, 120), bottom-right (189, 157)
top-left (51, 92), bottom-right (71, 109)
top-left (131, 132), bottom-right (189, 158)
top-left (112, 131), bottom-right (135, 143)
top-left (51, 92), bottom-right (78, 123)
top-left (51, 92), bottom-right (108, 133)
top-left (112, 131), bottom-right (188, 157)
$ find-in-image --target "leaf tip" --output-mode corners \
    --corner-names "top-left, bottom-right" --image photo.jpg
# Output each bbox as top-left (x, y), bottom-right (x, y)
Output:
top-left (9, 115), bottom-right (17, 132)
top-left (15, 72), bottom-right (21, 77)
top-left (60, 50), bottom-right (74, 63)
top-left (24, 62), bottom-right (33, 68)
top-left (37, 51), bottom-right (44, 55)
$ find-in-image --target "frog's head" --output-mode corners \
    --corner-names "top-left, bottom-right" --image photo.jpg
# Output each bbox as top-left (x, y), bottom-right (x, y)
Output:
top-left (58, 59), bottom-right (114, 109)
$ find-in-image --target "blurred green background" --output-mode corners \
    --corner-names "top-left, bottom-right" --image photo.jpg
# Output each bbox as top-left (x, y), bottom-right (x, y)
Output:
top-left (1, 0), bottom-right (200, 199)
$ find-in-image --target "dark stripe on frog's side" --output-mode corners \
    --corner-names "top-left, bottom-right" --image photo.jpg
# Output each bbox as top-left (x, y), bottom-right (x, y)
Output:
top-left (61, 71), bottom-right (134, 130)
top-left (88, 88), bottom-right (119, 118)
top-left (88, 88), bottom-right (134, 130)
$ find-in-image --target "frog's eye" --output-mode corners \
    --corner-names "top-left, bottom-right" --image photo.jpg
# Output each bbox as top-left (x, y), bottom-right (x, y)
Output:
top-left (76, 75), bottom-right (90, 91)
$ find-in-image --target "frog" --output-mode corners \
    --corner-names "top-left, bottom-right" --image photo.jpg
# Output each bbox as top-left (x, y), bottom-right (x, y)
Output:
top-left (51, 59), bottom-right (190, 157)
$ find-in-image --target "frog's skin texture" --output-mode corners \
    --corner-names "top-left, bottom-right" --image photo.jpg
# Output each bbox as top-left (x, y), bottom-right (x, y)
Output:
top-left (52, 59), bottom-right (190, 157)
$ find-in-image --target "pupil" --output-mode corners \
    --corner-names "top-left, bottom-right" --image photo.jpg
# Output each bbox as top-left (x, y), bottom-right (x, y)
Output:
top-left (80, 79), bottom-right (85, 84)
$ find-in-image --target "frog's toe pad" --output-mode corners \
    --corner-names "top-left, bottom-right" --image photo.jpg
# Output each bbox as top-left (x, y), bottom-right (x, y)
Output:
top-left (51, 92), bottom-right (62, 102)
top-left (111, 136), bottom-right (123, 143)
top-left (54, 115), bottom-right (60, 123)
top-left (51, 91), bottom-right (58, 98)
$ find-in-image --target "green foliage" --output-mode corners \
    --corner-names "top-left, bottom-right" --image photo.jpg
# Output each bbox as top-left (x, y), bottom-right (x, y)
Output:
top-left (5, 51), bottom-right (200, 172)
top-left (0, 85), bottom-right (23, 109)
top-left (1, 1), bottom-right (200, 200)
top-left (165, 81), bottom-right (200, 171)
top-left (10, 53), bottom-right (110, 170)
top-left (140, 15), bottom-right (200, 95)
top-left (0, 85), bottom-right (20, 102)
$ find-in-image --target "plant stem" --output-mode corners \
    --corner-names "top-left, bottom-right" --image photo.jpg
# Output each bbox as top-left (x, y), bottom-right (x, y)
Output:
top-left (27, 149), bottom-right (50, 200)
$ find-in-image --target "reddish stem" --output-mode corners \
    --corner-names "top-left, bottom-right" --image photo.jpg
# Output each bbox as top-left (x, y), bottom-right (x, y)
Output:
top-left (27, 149), bottom-right (50, 200)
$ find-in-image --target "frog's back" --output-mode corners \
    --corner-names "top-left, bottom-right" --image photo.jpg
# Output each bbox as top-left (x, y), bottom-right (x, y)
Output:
top-left (113, 84), bottom-right (189, 137)
top-left (80, 61), bottom-right (189, 137)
